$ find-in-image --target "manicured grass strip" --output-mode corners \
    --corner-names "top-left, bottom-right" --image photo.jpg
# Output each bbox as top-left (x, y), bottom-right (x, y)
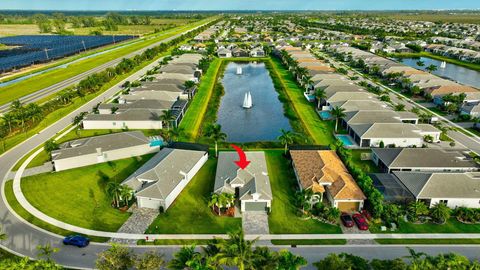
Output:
top-left (266, 150), bottom-right (342, 234)
top-left (268, 57), bottom-right (335, 145)
top-left (21, 154), bottom-right (155, 232)
top-left (137, 239), bottom-right (211, 246)
top-left (4, 180), bottom-right (109, 243)
top-left (350, 149), bottom-right (379, 174)
top-left (146, 157), bottom-right (242, 234)
top-left (375, 239), bottom-right (480, 245)
top-left (370, 219), bottom-right (480, 234)
top-left (271, 239), bottom-right (346, 245)
top-left (0, 18), bottom-right (213, 105)
top-left (179, 58), bottom-right (222, 140)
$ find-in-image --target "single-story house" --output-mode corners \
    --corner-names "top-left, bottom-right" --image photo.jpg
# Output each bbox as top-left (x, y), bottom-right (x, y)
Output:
top-left (387, 171), bottom-right (480, 208)
top-left (250, 47), bottom-right (265, 57)
top-left (218, 48), bottom-right (232, 58)
top-left (372, 148), bottom-right (479, 173)
top-left (51, 131), bottom-right (160, 172)
top-left (290, 150), bottom-right (366, 212)
top-left (213, 151), bottom-right (273, 212)
top-left (123, 148), bottom-right (208, 210)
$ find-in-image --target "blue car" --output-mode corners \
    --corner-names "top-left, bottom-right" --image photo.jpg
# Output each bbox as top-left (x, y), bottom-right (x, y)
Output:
top-left (63, 235), bottom-right (90, 248)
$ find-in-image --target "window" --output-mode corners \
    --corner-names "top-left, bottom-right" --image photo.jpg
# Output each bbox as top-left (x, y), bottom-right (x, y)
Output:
top-left (439, 200), bottom-right (448, 205)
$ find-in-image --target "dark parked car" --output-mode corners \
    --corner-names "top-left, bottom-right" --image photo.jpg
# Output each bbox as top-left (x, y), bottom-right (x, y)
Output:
top-left (340, 213), bottom-right (354, 227)
top-left (352, 213), bottom-right (369, 230)
top-left (63, 235), bottom-right (90, 248)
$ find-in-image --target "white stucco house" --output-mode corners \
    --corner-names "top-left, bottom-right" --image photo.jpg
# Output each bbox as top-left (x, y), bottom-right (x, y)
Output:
top-left (123, 148), bottom-right (208, 211)
top-left (51, 131), bottom-right (160, 171)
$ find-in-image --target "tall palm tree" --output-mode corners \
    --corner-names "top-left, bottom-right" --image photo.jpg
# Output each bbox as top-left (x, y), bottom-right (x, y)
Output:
top-left (119, 185), bottom-right (134, 207)
top-left (160, 110), bottom-right (176, 130)
top-left (426, 64), bottom-right (438, 73)
top-left (253, 247), bottom-right (279, 270)
top-left (204, 123), bottom-right (227, 158)
top-left (277, 249), bottom-right (307, 270)
top-left (169, 245), bottom-right (199, 270)
top-left (277, 129), bottom-right (295, 154)
top-left (36, 243), bottom-right (59, 261)
top-left (208, 193), bottom-right (221, 215)
top-left (107, 182), bottom-right (123, 208)
top-left (331, 106), bottom-right (346, 133)
top-left (430, 202), bottom-right (451, 224)
top-left (167, 127), bottom-right (184, 142)
top-left (215, 230), bottom-right (257, 270)
top-left (1, 113), bottom-right (15, 133)
top-left (315, 88), bottom-right (326, 110)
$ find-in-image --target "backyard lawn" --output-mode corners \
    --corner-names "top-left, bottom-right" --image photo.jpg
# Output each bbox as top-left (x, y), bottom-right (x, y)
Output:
top-left (375, 239), bottom-right (480, 245)
top-left (350, 149), bottom-right (379, 174)
top-left (266, 150), bottom-right (342, 234)
top-left (21, 154), bottom-right (155, 232)
top-left (179, 58), bottom-right (222, 140)
top-left (269, 58), bottom-right (335, 145)
top-left (145, 157), bottom-right (242, 234)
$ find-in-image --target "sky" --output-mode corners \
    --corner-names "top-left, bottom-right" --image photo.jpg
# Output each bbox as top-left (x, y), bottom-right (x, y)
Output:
top-left (1, 0), bottom-right (480, 11)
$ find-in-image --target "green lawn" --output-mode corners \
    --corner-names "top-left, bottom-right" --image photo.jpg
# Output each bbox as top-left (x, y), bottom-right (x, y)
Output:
top-left (350, 149), bottom-right (379, 173)
top-left (266, 150), bottom-right (342, 234)
top-left (145, 157), bottom-right (242, 234)
top-left (0, 18), bottom-right (213, 106)
top-left (271, 239), bottom-right (346, 245)
top-left (4, 180), bottom-right (109, 242)
top-left (375, 239), bottom-right (480, 245)
top-left (21, 154), bottom-right (155, 232)
top-left (269, 57), bottom-right (335, 145)
top-left (137, 239), bottom-right (211, 245)
top-left (179, 58), bottom-right (222, 140)
top-left (370, 219), bottom-right (480, 234)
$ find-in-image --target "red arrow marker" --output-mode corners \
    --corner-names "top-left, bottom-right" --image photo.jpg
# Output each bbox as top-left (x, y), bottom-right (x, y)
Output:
top-left (230, 144), bottom-right (251, 170)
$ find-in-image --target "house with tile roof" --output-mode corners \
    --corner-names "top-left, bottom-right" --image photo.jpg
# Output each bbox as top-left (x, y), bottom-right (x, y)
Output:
top-left (290, 150), bottom-right (366, 212)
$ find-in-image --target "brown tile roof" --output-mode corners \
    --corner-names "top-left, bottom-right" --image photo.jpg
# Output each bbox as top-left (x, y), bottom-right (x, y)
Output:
top-left (307, 66), bottom-right (335, 72)
top-left (424, 85), bottom-right (478, 96)
top-left (282, 46), bottom-right (303, 52)
top-left (402, 69), bottom-right (427, 75)
top-left (290, 150), bottom-right (366, 201)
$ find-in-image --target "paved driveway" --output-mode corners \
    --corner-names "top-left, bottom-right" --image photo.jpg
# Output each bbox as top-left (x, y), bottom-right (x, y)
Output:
top-left (242, 211), bottom-right (269, 235)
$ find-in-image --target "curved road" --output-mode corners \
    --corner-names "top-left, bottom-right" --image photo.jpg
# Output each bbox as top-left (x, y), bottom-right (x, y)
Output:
top-left (1, 37), bottom-right (480, 268)
top-left (0, 22), bottom-right (208, 113)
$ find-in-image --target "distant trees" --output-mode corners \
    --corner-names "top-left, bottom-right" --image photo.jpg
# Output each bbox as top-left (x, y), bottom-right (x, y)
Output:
top-left (33, 13), bottom-right (52, 33)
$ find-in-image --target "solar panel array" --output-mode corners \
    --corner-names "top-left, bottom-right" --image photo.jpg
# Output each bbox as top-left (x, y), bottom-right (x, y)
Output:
top-left (0, 35), bottom-right (137, 72)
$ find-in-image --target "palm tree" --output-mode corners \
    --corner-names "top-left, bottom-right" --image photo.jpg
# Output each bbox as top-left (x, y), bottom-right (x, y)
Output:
top-left (204, 123), bottom-right (227, 158)
top-left (416, 60), bottom-right (425, 66)
top-left (167, 127), bottom-right (184, 142)
top-left (119, 185), bottom-right (134, 207)
top-left (208, 193), bottom-right (221, 215)
top-left (215, 229), bottom-right (257, 270)
top-left (331, 106), bottom-right (346, 133)
top-left (325, 207), bottom-right (341, 223)
top-left (295, 189), bottom-right (314, 212)
top-left (277, 129), bottom-right (295, 155)
top-left (36, 243), bottom-right (59, 261)
top-left (430, 202), bottom-right (451, 224)
top-left (107, 182), bottom-right (122, 208)
top-left (426, 64), bottom-right (438, 73)
top-left (160, 110), bottom-right (176, 130)
top-left (315, 88), bottom-right (326, 110)
top-left (252, 247), bottom-right (279, 270)
top-left (277, 249), bottom-right (307, 270)
top-left (407, 201), bottom-right (429, 222)
top-left (169, 245), bottom-right (199, 270)
top-left (0, 225), bottom-right (6, 241)
top-left (1, 113), bottom-right (15, 133)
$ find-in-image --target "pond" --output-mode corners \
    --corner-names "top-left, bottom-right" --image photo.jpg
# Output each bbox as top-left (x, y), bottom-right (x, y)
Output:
top-left (399, 57), bottom-right (480, 89)
top-left (216, 62), bottom-right (292, 143)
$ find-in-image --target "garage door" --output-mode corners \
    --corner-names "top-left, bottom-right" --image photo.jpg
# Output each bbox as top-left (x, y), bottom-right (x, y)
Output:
top-left (244, 202), bottom-right (267, 212)
top-left (337, 202), bottom-right (360, 212)
top-left (138, 198), bottom-right (162, 210)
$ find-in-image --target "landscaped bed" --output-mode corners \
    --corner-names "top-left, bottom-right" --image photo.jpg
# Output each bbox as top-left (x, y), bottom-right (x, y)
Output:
top-left (145, 157), bottom-right (242, 234)
top-left (271, 239), bottom-right (346, 245)
top-left (370, 218), bottom-right (480, 234)
top-left (375, 238), bottom-right (480, 245)
top-left (266, 150), bottom-right (342, 234)
top-left (20, 154), bottom-right (155, 232)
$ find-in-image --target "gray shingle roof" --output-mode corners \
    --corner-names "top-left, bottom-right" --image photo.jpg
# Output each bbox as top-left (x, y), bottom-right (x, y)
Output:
top-left (214, 151), bottom-right (272, 201)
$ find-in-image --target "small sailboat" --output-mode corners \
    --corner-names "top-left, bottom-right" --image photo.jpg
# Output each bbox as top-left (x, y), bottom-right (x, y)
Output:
top-left (440, 61), bottom-right (447, 68)
top-left (242, 91), bottom-right (253, 109)
top-left (236, 66), bottom-right (242, 75)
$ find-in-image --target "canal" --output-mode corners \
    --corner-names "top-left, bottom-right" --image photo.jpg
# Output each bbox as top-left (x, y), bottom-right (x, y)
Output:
top-left (216, 61), bottom-right (292, 143)
top-left (399, 57), bottom-right (480, 89)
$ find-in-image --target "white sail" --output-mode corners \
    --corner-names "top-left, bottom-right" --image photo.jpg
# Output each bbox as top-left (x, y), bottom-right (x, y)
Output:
top-left (236, 66), bottom-right (242, 75)
top-left (440, 61), bottom-right (446, 68)
top-left (243, 91), bottom-right (252, 108)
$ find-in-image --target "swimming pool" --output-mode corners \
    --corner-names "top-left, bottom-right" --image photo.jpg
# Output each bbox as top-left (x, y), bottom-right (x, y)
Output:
top-left (319, 111), bottom-right (332, 120)
top-left (336, 135), bottom-right (355, 146)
